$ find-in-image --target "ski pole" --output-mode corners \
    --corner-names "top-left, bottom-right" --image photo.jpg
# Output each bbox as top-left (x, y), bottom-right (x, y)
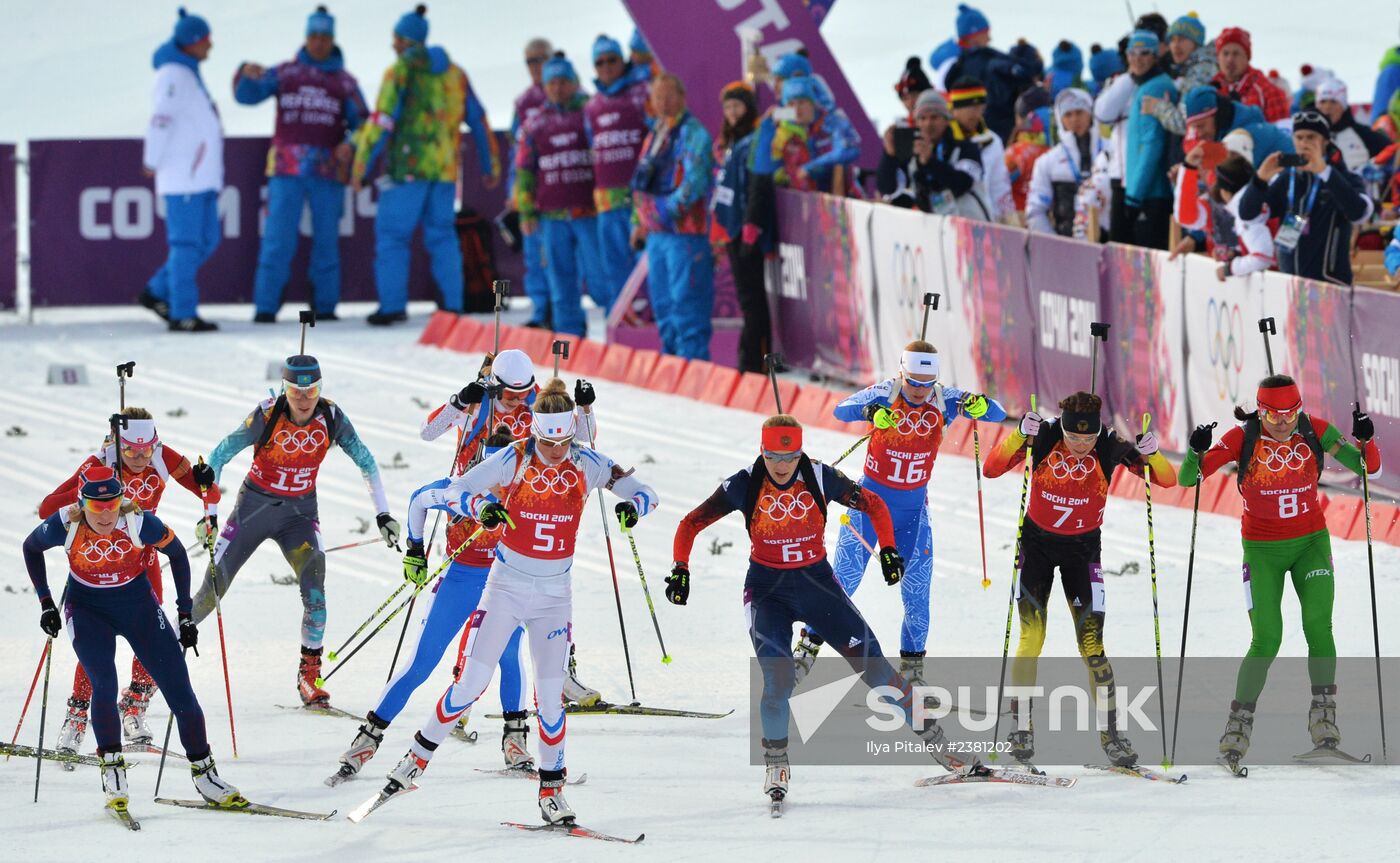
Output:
top-left (1140, 414), bottom-right (1169, 769)
top-left (493, 280), bottom-right (509, 354)
top-left (831, 433), bottom-right (871, 467)
top-left (1088, 322), bottom-right (1110, 395)
top-left (1258, 317), bottom-right (1276, 375)
top-left (117, 361), bottom-right (135, 412)
top-left (552, 339), bottom-right (570, 378)
top-left (33, 634), bottom-right (54, 802)
top-left (919, 292), bottom-right (940, 339)
top-left (197, 458), bottom-right (237, 759)
top-left (153, 648), bottom-right (188, 800)
top-left (972, 421), bottom-right (991, 590)
top-left (990, 394), bottom-right (1035, 761)
top-left (1168, 464), bottom-right (1207, 766)
top-left (838, 513), bottom-right (876, 554)
top-left (326, 528), bottom-right (485, 686)
top-left (1356, 405), bottom-right (1388, 762)
top-left (299, 309), bottom-right (316, 355)
top-left (582, 410), bottom-right (638, 701)
top-left (619, 516), bottom-right (671, 664)
top-left (764, 353), bottom-right (785, 413)
top-left (323, 537), bottom-right (387, 554)
top-left (327, 581), bottom-right (411, 661)
top-left (8, 640), bottom-right (50, 759)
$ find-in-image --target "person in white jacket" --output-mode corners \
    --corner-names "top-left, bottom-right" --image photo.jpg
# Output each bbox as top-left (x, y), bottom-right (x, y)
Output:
top-left (140, 8), bottom-right (224, 333)
top-left (1026, 88), bottom-right (1109, 238)
top-left (1094, 60), bottom-right (1136, 242)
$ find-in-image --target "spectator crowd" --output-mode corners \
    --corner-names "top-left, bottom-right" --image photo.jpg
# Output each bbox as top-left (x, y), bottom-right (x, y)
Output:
top-left (137, 4), bottom-right (1400, 369)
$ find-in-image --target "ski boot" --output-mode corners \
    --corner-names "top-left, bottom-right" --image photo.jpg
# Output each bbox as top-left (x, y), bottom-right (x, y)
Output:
top-left (1100, 729), bottom-right (1138, 767)
top-left (539, 769), bottom-right (576, 825)
top-left (898, 651), bottom-right (927, 687)
top-left (763, 738), bottom-right (791, 804)
top-left (792, 630), bottom-right (824, 685)
top-left (501, 711), bottom-right (536, 771)
top-left (100, 751), bottom-right (129, 806)
top-left (1219, 700), bottom-right (1256, 764)
top-left (562, 645), bottom-right (601, 707)
top-left (57, 697), bottom-right (90, 770)
top-left (119, 682), bottom-right (157, 745)
top-left (330, 712), bottom-right (388, 785)
top-left (190, 754), bottom-right (246, 807)
top-left (1007, 728), bottom-right (1035, 763)
top-left (297, 646), bottom-right (330, 706)
top-left (1309, 691), bottom-right (1341, 749)
top-left (385, 735), bottom-right (436, 796)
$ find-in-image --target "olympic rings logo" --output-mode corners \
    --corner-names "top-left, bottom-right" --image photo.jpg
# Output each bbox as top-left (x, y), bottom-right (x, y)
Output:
top-left (1046, 451), bottom-right (1095, 481)
top-left (892, 242), bottom-right (927, 339)
top-left (272, 427), bottom-right (327, 455)
top-left (1258, 441), bottom-right (1313, 473)
top-left (499, 412), bottom-right (532, 437)
top-left (757, 491), bottom-right (816, 522)
top-left (888, 408), bottom-right (939, 437)
top-left (124, 473), bottom-right (162, 500)
top-left (526, 465), bottom-right (581, 495)
top-left (77, 537), bottom-right (134, 564)
top-left (1206, 298), bottom-right (1245, 403)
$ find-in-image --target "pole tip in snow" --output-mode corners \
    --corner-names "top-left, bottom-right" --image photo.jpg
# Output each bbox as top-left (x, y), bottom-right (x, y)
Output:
top-left (326, 651), bottom-right (338, 662)
top-left (662, 655), bottom-right (673, 665)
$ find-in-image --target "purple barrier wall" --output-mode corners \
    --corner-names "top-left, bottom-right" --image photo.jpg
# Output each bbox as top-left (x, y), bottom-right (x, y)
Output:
top-left (0, 143), bottom-right (14, 310)
top-left (622, 0), bottom-right (881, 168)
top-left (1027, 233), bottom-right (1101, 407)
top-left (27, 133), bottom-right (517, 307)
top-left (952, 218), bottom-right (1037, 415)
top-left (1100, 244), bottom-right (1187, 451)
top-left (1285, 275), bottom-right (1360, 485)
top-left (1351, 287), bottom-right (1400, 493)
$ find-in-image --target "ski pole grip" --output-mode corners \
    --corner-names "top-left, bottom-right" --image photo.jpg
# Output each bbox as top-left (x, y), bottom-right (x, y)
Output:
top-left (1090, 322), bottom-right (1110, 341)
top-left (1257, 317), bottom-right (1275, 335)
top-left (299, 310), bottom-right (316, 327)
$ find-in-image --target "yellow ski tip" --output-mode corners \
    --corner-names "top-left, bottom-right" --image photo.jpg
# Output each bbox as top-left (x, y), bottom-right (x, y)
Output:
top-left (662, 655), bottom-right (673, 665)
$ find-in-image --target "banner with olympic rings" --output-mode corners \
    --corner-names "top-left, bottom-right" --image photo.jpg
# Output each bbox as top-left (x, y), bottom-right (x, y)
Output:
top-left (1181, 257), bottom-right (1272, 435)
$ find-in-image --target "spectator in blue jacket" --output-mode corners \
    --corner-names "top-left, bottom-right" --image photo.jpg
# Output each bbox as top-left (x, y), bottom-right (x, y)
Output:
top-left (710, 82), bottom-right (764, 373)
top-left (1048, 41), bottom-right (1084, 97)
top-left (1123, 29), bottom-right (1177, 249)
top-left (1182, 85), bottom-right (1293, 168)
top-left (235, 6), bottom-right (366, 323)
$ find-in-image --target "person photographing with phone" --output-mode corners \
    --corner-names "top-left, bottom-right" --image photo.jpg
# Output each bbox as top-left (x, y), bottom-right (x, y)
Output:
top-left (1237, 110), bottom-right (1373, 284)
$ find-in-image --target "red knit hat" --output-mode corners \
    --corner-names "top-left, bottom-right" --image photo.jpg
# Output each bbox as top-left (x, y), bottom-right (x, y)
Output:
top-left (1216, 27), bottom-right (1251, 60)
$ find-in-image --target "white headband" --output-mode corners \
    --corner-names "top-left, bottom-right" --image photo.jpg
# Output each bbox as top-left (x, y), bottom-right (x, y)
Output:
top-left (533, 409), bottom-right (577, 441)
top-left (900, 351), bottom-right (940, 377)
top-left (119, 419), bottom-right (159, 447)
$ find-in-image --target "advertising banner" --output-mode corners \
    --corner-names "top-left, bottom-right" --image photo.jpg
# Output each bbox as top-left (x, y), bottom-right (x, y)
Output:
top-left (1026, 232), bottom-right (1102, 411)
top-left (0, 143), bottom-right (14, 310)
top-left (946, 218), bottom-right (1037, 415)
top-left (1350, 286), bottom-right (1400, 495)
top-left (1101, 243), bottom-right (1186, 451)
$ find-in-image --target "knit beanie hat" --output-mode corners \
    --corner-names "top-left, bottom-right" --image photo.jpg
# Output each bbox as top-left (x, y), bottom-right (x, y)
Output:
top-left (1292, 108), bottom-right (1331, 140)
top-left (1088, 43), bottom-right (1124, 84)
top-left (914, 89), bottom-right (952, 119)
top-left (541, 52), bottom-right (577, 84)
top-left (1183, 85), bottom-right (1220, 123)
top-left (1216, 27), bottom-right (1251, 59)
top-left (896, 56), bottom-right (933, 95)
top-left (773, 52), bottom-right (813, 80)
top-left (174, 7), bottom-right (211, 47)
top-left (592, 34), bottom-right (623, 64)
top-left (1127, 30), bottom-right (1159, 55)
top-left (394, 4), bottom-right (428, 43)
top-left (956, 4), bottom-right (990, 44)
top-left (781, 76), bottom-right (817, 106)
top-left (1167, 12), bottom-right (1205, 46)
top-left (306, 5), bottom-right (335, 37)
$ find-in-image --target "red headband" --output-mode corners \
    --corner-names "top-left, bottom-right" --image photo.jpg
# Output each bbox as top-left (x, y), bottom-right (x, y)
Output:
top-left (1257, 382), bottom-right (1302, 412)
top-left (761, 425), bottom-right (803, 453)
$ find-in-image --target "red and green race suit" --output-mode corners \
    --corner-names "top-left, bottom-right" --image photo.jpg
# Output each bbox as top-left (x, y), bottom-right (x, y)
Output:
top-left (1180, 417), bottom-right (1382, 702)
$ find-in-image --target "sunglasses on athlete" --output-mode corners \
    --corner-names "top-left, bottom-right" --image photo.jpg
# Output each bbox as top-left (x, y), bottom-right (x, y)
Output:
top-left (121, 443), bottom-right (155, 459)
top-left (535, 434), bottom-right (574, 448)
top-left (285, 383), bottom-right (321, 398)
top-left (83, 496), bottom-right (124, 513)
top-left (762, 450), bottom-right (802, 463)
top-left (902, 376), bottom-right (939, 388)
top-left (1261, 406), bottom-right (1301, 424)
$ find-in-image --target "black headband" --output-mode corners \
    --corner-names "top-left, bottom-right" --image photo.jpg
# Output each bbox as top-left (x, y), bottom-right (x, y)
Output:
top-left (1061, 410), bottom-right (1102, 435)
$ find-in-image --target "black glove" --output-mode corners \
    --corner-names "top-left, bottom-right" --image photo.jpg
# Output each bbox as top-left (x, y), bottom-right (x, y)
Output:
top-left (191, 461), bottom-right (215, 488)
top-left (615, 500), bottom-right (639, 529)
top-left (1188, 422), bottom-right (1216, 454)
top-left (478, 502), bottom-right (512, 529)
top-left (451, 381), bottom-right (489, 409)
top-left (178, 612), bottom-right (198, 653)
top-left (879, 546), bottom-right (905, 586)
top-left (574, 379), bottom-right (596, 407)
top-left (862, 402), bottom-right (882, 421)
top-left (1353, 406), bottom-right (1375, 442)
top-left (39, 597), bottom-right (60, 638)
top-left (666, 563), bottom-right (690, 605)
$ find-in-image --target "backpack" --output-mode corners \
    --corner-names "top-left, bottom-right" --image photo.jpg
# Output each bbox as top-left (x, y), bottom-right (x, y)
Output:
top-left (1237, 414), bottom-right (1324, 488)
top-left (739, 454), bottom-right (829, 532)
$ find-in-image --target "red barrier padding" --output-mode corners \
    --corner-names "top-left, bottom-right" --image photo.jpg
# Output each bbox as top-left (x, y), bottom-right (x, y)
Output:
top-left (418, 310), bottom-right (459, 347)
top-left (1148, 479), bottom-right (1194, 509)
top-left (511, 327), bottom-right (554, 369)
top-left (1323, 494), bottom-right (1366, 541)
top-left (645, 354), bottom-right (688, 394)
top-left (942, 420), bottom-right (972, 455)
top-left (1379, 504), bottom-right (1400, 546)
top-left (465, 321), bottom-right (496, 354)
top-left (1108, 469), bottom-right (1136, 499)
top-left (441, 316), bottom-right (480, 353)
top-left (624, 350), bottom-right (659, 388)
top-left (1207, 475), bottom-right (1245, 519)
top-left (818, 391), bottom-right (851, 431)
top-left (558, 339), bottom-right (604, 377)
top-left (699, 366), bottom-right (741, 407)
top-left (674, 359), bottom-right (717, 402)
top-left (595, 344), bottom-right (635, 382)
top-left (728, 372), bottom-right (770, 412)
top-left (788, 385), bottom-right (834, 429)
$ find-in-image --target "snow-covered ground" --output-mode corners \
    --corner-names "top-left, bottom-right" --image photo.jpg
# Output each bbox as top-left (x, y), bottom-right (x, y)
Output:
top-left (3, 306), bottom-right (1400, 860)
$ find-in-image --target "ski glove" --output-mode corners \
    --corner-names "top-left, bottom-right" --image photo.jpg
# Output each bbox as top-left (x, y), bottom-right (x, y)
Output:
top-left (666, 563), bottom-right (690, 605)
top-left (1019, 411), bottom-right (1043, 438)
top-left (402, 542), bottom-right (428, 586)
top-left (178, 613), bottom-right (198, 652)
top-left (478, 502), bottom-right (513, 529)
top-left (1189, 422), bottom-right (1216, 454)
top-left (1353, 406), bottom-right (1375, 442)
top-left (961, 393), bottom-right (990, 419)
top-left (377, 513), bottom-right (401, 550)
top-left (863, 403), bottom-right (894, 428)
top-left (451, 381), bottom-right (489, 409)
top-left (39, 597), bottom-right (60, 638)
top-left (195, 515), bottom-right (218, 545)
top-left (879, 547), bottom-right (905, 585)
top-left (1135, 431), bottom-right (1159, 457)
top-left (191, 461), bottom-right (216, 488)
top-left (574, 379), bottom-right (597, 407)
top-left (616, 501), bottom-right (639, 529)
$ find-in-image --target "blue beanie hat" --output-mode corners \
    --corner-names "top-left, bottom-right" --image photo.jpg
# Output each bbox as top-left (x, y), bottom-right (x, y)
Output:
top-left (1051, 41), bottom-right (1083, 75)
top-left (629, 28), bottom-right (650, 56)
top-left (542, 53), bottom-right (578, 84)
top-left (592, 34), bottom-right (623, 64)
top-left (1088, 43), bottom-right (1124, 83)
top-left (781, 76), bottom-right (817, 106)
top-left (283, 354), bottom-right (323, 388)
top-left (956, 4), bottom-right (990, 42)
top-left (394, 5), bottom-right (429, 43)
top-left (1183, 85), bottom-right (1220, 121)
top-left (1127, 29), bottom-right (1159, 55)
top-left (307, 5), bottom-right (335, 37)
top-left (81, 465), bottom-right (124, 501)
top-left (1167, 12), bottom-right (1206, 46)
top-left (773, 52), bottom-right (812, 80)
top-left (174, 7), bottom-right (211, 47)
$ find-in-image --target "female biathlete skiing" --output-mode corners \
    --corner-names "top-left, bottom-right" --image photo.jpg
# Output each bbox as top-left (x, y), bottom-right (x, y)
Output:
top-left (668, 415), bottom-right (978, 813)
top-left (793, 340), bottom-right (1003, 685)
top-left (40, 408), bottom-right (220, 756)
top-left (1180, 375), bottom-right (1381, 771)
top-left (22, 467), bottom-right (242, 818)
top-left (983, 391), bottom-right (1177, 768)
top-left (358, 379), bottom-right (657, 827)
